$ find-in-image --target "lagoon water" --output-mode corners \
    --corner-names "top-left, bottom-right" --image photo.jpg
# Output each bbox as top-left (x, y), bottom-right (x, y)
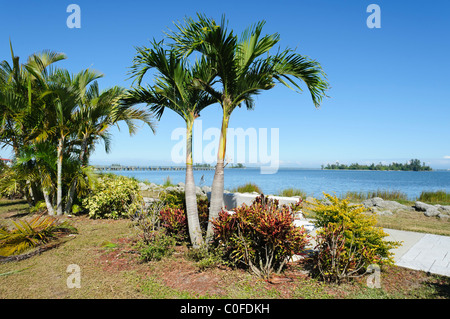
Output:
top-left (111, 168), bottom-right (450, 200)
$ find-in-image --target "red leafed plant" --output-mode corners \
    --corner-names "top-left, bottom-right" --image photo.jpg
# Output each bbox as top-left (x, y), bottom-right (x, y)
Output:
top-left (159, 207), bottom-right (187, 243)
top-left (212, 194), bottom-right (309, 278)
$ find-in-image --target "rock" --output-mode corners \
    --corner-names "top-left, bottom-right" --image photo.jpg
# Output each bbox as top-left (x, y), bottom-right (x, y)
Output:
top-left (201, 185), bottom-right (211, 193)
top-left (362, 197), bottom-right (408, 212)
top-left (195, 186), bottom-right (204, 196)
top-left (414, 201), bottom-right (433, 211)
top-left (138, 182), bottom-right (150, 191)
top-left (373, 208), bottom-right (393, 216)
top-left (165, 186), bottom-right (176, 193)
top-left (435, 205), bottom-right (450, 214)
top-left (414, 201), bottom-right (441, 217)
top-left (438, 213), bottom-right (450, 220)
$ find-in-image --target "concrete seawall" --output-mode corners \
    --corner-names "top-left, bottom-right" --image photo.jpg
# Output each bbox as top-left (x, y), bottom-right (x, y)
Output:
top-left (206, 192), bottom-right (301, 210)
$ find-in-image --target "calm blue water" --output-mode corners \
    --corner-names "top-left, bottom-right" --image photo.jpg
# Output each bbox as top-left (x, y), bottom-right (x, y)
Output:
top-left (111, 168), bottom-right (450, 200)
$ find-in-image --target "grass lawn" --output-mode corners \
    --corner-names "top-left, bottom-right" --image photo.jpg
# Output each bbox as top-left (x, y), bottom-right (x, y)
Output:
top-left (1, 199), bottom-right (449, 299)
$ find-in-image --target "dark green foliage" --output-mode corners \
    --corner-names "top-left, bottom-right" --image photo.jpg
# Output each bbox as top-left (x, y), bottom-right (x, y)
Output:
top-left (137, 230), bottom-right (176, 262)
top-left (324, 159), bottom-right (432, 171)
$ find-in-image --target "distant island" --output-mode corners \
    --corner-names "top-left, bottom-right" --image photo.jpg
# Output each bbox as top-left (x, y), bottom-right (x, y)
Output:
top-left (322, 158), bottom-right (432, 171)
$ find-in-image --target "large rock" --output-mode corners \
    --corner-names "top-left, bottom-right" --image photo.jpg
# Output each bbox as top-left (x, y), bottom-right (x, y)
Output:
top-left (435, 205), bottom-right (450, 214)
top-left (138, 182), bottom-right (150, 191)
top-left (201, 185), bottom-right (212, 194)
top-left (414, 201), bottom-right (440, 217)
top-left (362, 197), bottom-right (409, 212)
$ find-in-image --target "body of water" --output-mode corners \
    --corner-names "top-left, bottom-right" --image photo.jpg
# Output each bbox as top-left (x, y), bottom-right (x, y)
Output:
top-left (111, 168), bottom-right (450, 200)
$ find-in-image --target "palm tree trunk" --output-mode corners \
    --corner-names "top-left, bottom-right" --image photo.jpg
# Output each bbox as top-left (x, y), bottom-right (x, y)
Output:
top-left (56, 137), bottom-right (64, 216)
top-left (205, 114), bottom-right (229, 243)
top-left (185, 121), bottom-right (204, 248)
top-left (42, 186), bottom-right (55, 216)
top-left (65, 137), bottom-right (88, 214)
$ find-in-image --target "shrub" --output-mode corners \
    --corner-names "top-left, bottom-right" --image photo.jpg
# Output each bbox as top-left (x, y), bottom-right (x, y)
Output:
top-left (132, 200), bottom-right (166, 244)
top-left (160, 190), bottom-right (210, 236)
top-left (212, 194), bottom-right (309, 279)
top-left (83, 175), bottom-right (143, 219)
top-left (159, 207), bottom-right (188, 243)
top-left (137, 230), bottom-right (176, 262)
top-left (185, 245), bottom-right (225, 271)
top-left (307, 193), bottom-right (401, 270)
top-left (313, 224), bottom-right (377, 284)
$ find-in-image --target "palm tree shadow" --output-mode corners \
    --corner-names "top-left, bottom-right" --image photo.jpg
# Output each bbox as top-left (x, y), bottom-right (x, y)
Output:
top-left (427, 275), bottom-right (450, 298)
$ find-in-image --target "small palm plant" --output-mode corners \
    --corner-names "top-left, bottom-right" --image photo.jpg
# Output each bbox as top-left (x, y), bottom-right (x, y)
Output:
top-left (0, 214), bottom-right (77, 256)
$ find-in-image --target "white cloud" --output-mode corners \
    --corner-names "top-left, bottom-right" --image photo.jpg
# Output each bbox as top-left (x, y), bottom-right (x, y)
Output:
top-left (444, 156), bottom-right (450, 159)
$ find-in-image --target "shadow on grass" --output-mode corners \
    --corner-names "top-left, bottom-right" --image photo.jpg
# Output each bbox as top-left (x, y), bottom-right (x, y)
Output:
top-left (0, 199), bottom-right (28, 207)
top-left (0, 199), bottom-right (30, 218)
top-left (427, 276), bottom-right (450, 299)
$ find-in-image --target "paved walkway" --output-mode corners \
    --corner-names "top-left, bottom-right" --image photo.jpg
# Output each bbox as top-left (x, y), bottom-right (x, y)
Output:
top-left (383, 229), bottom-right (450, 277)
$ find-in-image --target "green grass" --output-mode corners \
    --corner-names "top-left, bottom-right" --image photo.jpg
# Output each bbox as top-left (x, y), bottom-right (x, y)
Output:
top-left (418, 190), bottom-right (450, 205)
top-left (231, 182), bottom-right (262, 194)
top-left (277, 188), bottom-right (307, 198)
top-left (342, 189), bottom-right (408, 202)
top-left (0, 201), bottom-right (449, 299)
top-left (162, 176), bottom-right (175, 187)
top-left (0, 198), bottom-right (30, 217)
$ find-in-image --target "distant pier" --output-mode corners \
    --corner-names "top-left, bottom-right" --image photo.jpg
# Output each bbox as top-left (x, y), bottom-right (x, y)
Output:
top-left (93, 164), bottom-right (215, 171)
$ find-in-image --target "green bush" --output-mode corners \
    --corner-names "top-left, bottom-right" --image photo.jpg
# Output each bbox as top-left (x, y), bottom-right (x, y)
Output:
top-left (307, 193), bottom-right (402, 269)
top-left (160, 190), bottom-right (210, 237)
top-left (212, 194), bottom-right (309, 278)
top-left (83, 175), bottom-right (143, 219)
top-left (185, 245), bottom-right (225, 271)
top-left (313, 223), bottom-right (378, 284)
top-left (138, 230), bottom-right (176, 262)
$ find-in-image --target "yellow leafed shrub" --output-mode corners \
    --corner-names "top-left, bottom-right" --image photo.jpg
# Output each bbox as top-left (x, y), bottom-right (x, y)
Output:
top-left (307, 193), bottom-right (402, 268)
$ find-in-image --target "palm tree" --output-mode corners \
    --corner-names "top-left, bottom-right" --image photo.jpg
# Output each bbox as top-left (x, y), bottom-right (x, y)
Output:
top-left (169, 14), bottom-right (330, 242)
top-left (64, 83), bottom-right (156, 214)
top-left (35, 68), bottom-right (102, 215)
top-left (123, 40), bottom-right (216, 248)
top-left (0, 42), bottom-right (66, 206)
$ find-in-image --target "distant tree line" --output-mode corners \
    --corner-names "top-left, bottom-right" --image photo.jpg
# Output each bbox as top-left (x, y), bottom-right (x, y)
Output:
top-left (322, 159), bottom-right (432, 171)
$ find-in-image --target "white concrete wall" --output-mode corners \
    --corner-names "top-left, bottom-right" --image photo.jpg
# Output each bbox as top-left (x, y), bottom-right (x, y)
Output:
top-left (206, 192), bottom-right (301, 210)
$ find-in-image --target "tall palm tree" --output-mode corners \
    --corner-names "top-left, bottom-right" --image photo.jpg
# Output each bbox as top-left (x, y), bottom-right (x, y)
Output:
top-left (0, 42), bottom-right (66, 206)
top-left (36, 68), bottom-right (102, 215)
top-left (169, 14), bottom-right (330, 242)
top-left (124, 40), bottom-right (216, 248)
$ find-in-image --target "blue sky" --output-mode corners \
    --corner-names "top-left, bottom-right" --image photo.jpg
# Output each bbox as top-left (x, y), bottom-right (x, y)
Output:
top-left (1, 0), bottom-right (449, 168)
